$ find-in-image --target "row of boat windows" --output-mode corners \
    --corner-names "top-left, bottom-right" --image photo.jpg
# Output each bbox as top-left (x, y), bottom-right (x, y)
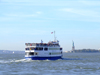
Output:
top-left (25, 52), bottom-right (38, 55)
top-left (49, 52), bottom-right (62, 55)
top-left (25, 47), bottom-right (62, 50)
top-left (49, 48), bottom-right (61, 50)
top-left (25, 52), bottom-right (62, 55)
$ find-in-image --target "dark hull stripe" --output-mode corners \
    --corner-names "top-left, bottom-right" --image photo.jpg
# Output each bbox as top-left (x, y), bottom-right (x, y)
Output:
top-left (25, 56), bottom-right (62, 60)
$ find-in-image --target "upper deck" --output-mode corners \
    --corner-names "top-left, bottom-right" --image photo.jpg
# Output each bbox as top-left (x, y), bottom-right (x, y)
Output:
top-left (25, 41), bottom-right (60, 47)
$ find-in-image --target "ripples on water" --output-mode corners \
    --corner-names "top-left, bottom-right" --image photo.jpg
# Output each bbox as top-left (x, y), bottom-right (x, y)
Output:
top-left (0, 53), bottom-right (100, 75)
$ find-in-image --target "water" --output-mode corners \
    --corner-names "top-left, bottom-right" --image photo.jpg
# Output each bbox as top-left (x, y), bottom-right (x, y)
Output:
top-left (0, 52), bottom-right (100, 75)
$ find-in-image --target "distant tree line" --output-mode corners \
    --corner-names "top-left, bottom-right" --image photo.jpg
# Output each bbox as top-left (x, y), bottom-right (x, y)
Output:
top-left (71, 49), bottom-right (100, 53)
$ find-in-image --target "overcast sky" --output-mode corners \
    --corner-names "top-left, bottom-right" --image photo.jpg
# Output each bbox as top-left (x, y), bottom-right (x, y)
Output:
top-left (0, 0), bottom-right (100, 51)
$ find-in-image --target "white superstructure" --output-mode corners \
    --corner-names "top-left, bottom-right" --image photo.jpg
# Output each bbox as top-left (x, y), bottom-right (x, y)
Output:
top-left (25, 31), bottom-right (63, 60)
top-left (25, 40), bottom-right (63, 60)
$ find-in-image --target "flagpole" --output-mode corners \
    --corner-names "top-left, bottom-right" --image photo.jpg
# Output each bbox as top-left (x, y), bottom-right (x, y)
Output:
top-left (54, 31), bottom-right (56, 41)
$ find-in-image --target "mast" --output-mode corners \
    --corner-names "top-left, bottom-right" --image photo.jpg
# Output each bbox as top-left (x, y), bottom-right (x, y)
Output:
top-left (54, 31), bottom-right (56, 41)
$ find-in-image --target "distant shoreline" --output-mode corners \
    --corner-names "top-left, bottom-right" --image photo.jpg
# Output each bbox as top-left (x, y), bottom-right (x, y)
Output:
top-left (0, 50), bottom-right (24, 53)
top-left (65, 49), bottom-right (100, 53)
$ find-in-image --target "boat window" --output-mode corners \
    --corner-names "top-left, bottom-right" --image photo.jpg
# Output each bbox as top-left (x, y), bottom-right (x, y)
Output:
top-left (49, 53), bottom-right (51, 55)
top-left (44, 48), bottom-right (48, 51)
top-left (39, 48), bottom-right (43, 50)
top-left (60, 48), bottom-right (62, 50)
top-left (35, 47), bottom-right (38, 50)
top-left (44, 44), bottom-right (47, 46)
top-left (29, 52), bottom-right (34, 55)
top-left (51, 52), bottom-right (61, 55)
top-left (35, 47), bottom-right (43, 51)
top-left (49, 48), bottom-right (60, 50)
top-left (25, 48), bottom-right (29, 50)
top-left (35, 53), bottom-right (38, 55)
top-left (30, 47), bottom-right (35, 50)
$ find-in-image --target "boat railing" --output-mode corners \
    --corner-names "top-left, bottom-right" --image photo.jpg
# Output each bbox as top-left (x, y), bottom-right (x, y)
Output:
top-left (25, 43), bottom-right (60, 47)
top-left (26, 44), bottom-right (60, 47)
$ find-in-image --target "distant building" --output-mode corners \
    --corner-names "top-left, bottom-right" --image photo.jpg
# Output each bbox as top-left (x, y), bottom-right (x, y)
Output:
top-left (72, 41), bottom-right (75, 51)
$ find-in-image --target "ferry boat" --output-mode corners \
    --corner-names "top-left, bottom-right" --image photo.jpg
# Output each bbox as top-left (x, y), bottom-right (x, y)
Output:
top-left (25, 32), bottom-right (63, 60)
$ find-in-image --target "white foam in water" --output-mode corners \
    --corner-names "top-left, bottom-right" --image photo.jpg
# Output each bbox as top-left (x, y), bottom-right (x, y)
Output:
top-left (0, 60), bottom-right (10, 63)
top-left (0, 58), bottom-right (59, 64)
top-left (10, 59), bottom-right (35, 63)
top-left (0, 59), bottom-right (34, 64)
top-left (43, 59), bottom-right (50, 61)
top-left (14, 59), bottom-right (26, 62)
top-left (0, 60), bottom-right (4, 63)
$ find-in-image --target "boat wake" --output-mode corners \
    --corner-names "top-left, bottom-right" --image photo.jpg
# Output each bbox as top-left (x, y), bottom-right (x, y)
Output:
top-left (0, 59), bottom-right (32, 64)
top-left (0, 58), bottom-right (83, 64)
top-left (0, 58), bottom-right (52, 64)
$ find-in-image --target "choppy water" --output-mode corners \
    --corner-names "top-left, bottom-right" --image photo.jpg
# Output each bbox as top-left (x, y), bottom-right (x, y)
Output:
top-left (0, 52), bottom-right (100, 75)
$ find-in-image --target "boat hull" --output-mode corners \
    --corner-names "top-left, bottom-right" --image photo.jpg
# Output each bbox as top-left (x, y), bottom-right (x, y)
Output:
top-left (25, 56), bottom-right (62, 60)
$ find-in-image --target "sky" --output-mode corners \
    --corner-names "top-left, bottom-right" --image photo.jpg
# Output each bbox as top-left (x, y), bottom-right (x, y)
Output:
top-left (0, 0), bottom-right (100, 51)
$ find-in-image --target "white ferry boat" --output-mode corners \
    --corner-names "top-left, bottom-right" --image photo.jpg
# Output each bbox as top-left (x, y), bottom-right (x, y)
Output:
top-left (25, 32), bottom-right (63, 60)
